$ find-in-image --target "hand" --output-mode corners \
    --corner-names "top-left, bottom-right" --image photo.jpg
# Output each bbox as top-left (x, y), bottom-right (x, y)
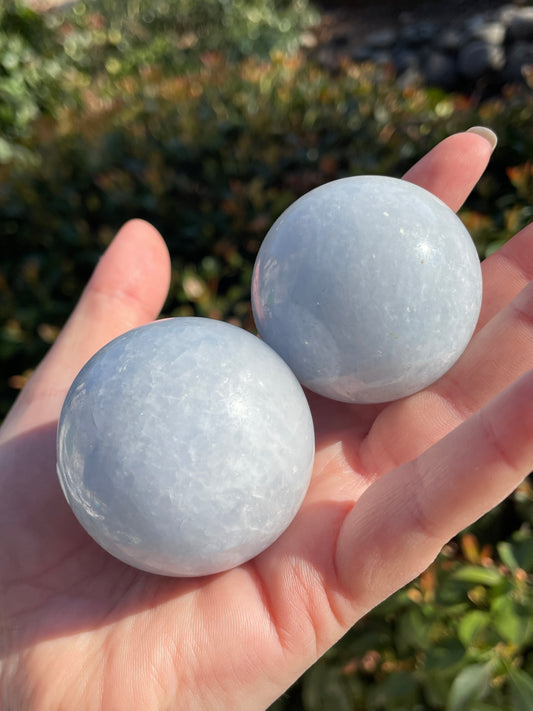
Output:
top-left (1, 129), bottom-right (532, 711)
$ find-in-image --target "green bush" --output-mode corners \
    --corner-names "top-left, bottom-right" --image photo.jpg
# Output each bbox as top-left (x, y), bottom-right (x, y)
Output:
top-left (0, 0), bottom-right (319, 161)
top-left (2, 2), bottom-right (533, 708)
top-left (0, 1), bottom-right (78, 162)
top-left (65, 0), bottom-right (320, 73)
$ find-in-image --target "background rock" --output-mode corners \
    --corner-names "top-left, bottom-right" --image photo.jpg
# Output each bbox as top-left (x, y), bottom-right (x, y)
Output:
top-left (311, 0), bottom-right (533, 95)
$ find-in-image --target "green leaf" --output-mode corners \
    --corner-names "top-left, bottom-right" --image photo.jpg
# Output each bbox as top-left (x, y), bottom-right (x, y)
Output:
top-left (425, 638), bottom-right (465, 671)
top-left (367, 672), bottom-right (420, 710)
top-left (457, 610), bottom-right (491, 647)
top-left (424, 670), bottom-right (455, 708)
top-left (508, 533), bottom-right (533, 573)
top-left (492, 595), bottom-right (533, 646)
top-left (396, 606), bottom-right (432, 653)
top-left (342, 626), bottom-right (392, 658)
top-left (301, 664), bottom-right (329, 711)
top-left (508, 667), bottom-right (533, 711)
top-left (447, 663), bottom-right (492, 711)
top-left (497, 542), bottom-right (520, 572)
top-left (301, 664), bottom-right (355, 711)
top-left (452, 566), bottom-right (504, 587)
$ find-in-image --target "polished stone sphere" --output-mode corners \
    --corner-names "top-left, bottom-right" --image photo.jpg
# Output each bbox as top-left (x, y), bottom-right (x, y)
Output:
top-left (57, 318), bottom-right (315, 577)
top-left (252, 176), bottom-right (482, 403)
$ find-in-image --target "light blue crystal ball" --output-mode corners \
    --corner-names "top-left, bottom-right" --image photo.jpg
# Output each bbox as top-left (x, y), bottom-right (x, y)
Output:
top-left (57, 318), bottom-right (315, 577)
top-left (252, 176), bottom-right (482, 403)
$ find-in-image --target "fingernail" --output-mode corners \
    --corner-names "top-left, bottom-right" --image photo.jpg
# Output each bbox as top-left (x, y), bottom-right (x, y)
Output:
top-left (466, 126), bottom-right (498, 152)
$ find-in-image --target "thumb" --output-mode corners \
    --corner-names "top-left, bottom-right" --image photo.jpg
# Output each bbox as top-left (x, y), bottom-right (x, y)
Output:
top-left (2, 220), bottom-right (171, 437)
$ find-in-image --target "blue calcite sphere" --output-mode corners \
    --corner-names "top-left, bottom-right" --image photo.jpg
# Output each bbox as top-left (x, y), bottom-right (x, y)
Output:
top-left (57, 318), bottom-right (315, 577)
top-left (252, 176), bottom-right (482, 403)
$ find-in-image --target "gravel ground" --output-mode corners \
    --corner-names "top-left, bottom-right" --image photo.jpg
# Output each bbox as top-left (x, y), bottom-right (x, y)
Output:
top-left (312, 0), bottom-right (519, 50)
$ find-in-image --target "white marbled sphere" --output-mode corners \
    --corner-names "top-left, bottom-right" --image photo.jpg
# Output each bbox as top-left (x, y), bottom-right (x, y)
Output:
top-left (252, 176), bottom-right (482, 403)
top-left (57, 318), bottom-right (315, 577)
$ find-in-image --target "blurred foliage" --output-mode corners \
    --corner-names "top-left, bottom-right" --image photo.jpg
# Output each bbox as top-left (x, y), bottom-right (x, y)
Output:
top-left (0, 0), bottom-right (319, 159)
top-left (0, 1), bottom-right (80, 162)
top-left (2, 0), bottom-right (533, 708)
top-left (63, 0), bottom-right (321, 75)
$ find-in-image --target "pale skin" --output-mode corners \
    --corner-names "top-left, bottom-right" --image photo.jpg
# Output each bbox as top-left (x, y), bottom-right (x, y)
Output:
top-left (2, 130), bottom-right (533, 710)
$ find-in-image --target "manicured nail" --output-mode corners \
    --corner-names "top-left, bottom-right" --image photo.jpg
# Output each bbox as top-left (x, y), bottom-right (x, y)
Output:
top-left (466, 126), bottom-right (498, 152)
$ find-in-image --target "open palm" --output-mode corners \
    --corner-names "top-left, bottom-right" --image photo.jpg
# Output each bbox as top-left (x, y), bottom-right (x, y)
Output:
top-left (2, 130), bottom-right (533, 711)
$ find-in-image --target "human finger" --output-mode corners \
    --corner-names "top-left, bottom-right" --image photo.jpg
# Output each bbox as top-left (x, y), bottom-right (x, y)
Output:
top-left (361, 271), bottom-right (533, 475)
top-left (402, 127), bottom-right (496, 212)
top-left (476, 222), bottom-right (533, 330)
top-left (358, 130), bottom-right (533, 473)
top-left (405, 128), bottom-right (533, 332)
top-left (336, 367), bottom-right (533, 616)
top-left (2, 220), bottom-right (171, 436)
top-left (296, 131), bottom-right (499, 480)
